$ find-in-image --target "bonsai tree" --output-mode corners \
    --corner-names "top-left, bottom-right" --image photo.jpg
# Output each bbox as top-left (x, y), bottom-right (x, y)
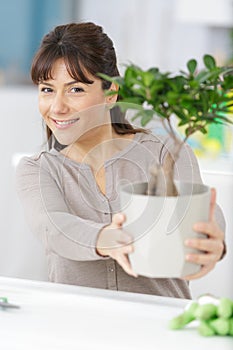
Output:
top-left (100, 55), bottom-right (233, 196)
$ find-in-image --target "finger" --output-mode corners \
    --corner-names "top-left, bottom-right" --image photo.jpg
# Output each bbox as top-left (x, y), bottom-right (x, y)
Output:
top-left (182, 263), bottom-right (215, 281)
top-left (192, 221), bottom-right (223, 239)
top-left (110, 242), bottom-right (134, 255)
top-left (185, 237), bottom-right (223, 255)
top-left (117, 254), bottom-right (138, 277)
top-left (186, 252), bottom-right (218, 266)
top-left (209, 187), bottom-right (216, 222)
top-left (117, 231), bottom-right (133, 245)
top-left (112, 213), bottom-right (126, 227)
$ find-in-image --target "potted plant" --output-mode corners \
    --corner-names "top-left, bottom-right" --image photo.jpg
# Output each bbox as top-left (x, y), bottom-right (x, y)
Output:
top-left (100, 55), bottom-right (233, 278)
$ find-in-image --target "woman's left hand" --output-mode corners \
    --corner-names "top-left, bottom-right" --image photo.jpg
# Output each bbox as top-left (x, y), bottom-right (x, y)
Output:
top-left (183, 188), bottom-right (225, 281)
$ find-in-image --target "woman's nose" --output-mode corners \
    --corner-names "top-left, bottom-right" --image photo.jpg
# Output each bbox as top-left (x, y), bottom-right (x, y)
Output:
top-left (50, 94), bottom-right (69, 115)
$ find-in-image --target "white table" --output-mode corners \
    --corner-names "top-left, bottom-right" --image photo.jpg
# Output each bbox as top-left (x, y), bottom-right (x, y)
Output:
top-left (0, 277), bottom-right (232, 350)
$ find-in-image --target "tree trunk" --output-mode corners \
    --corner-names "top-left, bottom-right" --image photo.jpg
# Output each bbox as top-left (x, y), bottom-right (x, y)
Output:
top-left (147, 149), bottom-right (179, 197)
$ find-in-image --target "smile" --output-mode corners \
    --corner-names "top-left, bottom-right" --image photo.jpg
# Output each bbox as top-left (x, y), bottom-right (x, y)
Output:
top-left (52, 117), bottom-right (80, 129)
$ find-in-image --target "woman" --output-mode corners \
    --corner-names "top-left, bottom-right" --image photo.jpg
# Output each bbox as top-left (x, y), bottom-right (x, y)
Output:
top-left (16, 22), bottom-right (226, 299)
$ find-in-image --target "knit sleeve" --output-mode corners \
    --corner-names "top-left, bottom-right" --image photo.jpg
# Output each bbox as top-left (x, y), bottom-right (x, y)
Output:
top-left (15, 155), bottom-right (107, 261)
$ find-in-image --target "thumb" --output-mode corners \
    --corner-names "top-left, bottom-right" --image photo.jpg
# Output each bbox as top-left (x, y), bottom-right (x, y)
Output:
top-left (112, 213), bottom-right (126, 227)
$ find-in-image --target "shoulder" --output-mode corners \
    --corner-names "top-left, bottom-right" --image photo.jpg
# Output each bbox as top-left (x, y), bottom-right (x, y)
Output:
top-left (136, 131), bottom-right (199, 167)
top-left (15, 150), bottom-right (59, 177)
top-left (141, 132), bottom-right (197, 159)
top-left (16, 151), bottom-right (44, 171)
top-left (134, 131), bottom-right (165, 150)
top-left (134, 131), bottom-right (172, 158)
top-left (136, 131), bottom-right (179, 151)
top-left (136, 131), bottom-right (163, 143)
top-left (15, 150), bottom-right (62, 194)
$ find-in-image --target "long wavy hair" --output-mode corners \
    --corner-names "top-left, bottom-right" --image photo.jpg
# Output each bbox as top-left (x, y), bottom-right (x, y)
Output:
top-left (31, 22), bottom-right (146, 149)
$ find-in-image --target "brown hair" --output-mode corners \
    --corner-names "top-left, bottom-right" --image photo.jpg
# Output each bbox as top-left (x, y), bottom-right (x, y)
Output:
top-left (31, 22), bottom-right (145, 149)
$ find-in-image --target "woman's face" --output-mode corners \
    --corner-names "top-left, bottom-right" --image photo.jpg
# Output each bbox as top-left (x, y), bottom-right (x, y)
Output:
top-left (38, 58), bottom-right (114, 145)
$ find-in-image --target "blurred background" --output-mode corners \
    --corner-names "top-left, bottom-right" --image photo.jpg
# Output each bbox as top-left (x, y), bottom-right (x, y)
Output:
top-left (0, 0), bottom-right (232, 299)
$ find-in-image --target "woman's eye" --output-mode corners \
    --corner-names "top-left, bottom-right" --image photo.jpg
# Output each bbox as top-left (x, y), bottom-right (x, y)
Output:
top-left (41, 87), bottom-right (53, 93)
top-left (70, 87), bottom-right (84, 93)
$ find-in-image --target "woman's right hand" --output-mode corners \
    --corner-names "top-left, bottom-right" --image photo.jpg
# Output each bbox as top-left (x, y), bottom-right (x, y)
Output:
top-left (96, 213), bottom-right (137, 277)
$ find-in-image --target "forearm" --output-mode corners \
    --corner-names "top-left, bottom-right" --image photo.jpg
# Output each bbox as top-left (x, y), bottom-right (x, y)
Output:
top-left (40, 211), bottom-right (108, 261)
top-left (16, 157), bottom-right (109, 262)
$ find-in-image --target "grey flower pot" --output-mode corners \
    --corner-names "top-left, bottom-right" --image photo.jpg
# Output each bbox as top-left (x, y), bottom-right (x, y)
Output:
top-left (120, 181), bottom-right (210, 278)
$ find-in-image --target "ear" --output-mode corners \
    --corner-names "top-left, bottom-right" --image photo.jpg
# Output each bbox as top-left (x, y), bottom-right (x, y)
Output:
top-left (106, 82), bottom-right (119, 103)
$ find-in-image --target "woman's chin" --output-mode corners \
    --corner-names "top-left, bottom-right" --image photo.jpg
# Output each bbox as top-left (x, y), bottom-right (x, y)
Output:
top-left (53, 133), bottom-right (79, 147)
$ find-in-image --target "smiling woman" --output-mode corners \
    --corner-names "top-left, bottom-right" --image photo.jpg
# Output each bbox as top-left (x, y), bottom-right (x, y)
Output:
top-left (37, 58), bottom-right (111, 146)
top-left (15, 22), bottom-right (226, 299)
top-left (30, 22), bottom-right (143, 149)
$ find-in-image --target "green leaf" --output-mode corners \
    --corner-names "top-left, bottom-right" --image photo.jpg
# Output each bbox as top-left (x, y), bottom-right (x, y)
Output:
top-left (150, 81), bottom-right (166, 96)
top-left (178, 119), bottom-right (189, 126)
top-left (131, 109), bottom-right (154, 126)
top-left (199, 127), bottom-right (208, 134)
top-left (200, 91), bottom-right (210, 114)
top-left (131, 111), bottom-right (143, 122)
top-left (214, 115), bottom-right (233, 124)
top-left (173, 107), bottom-right (188, 121)
top-left (142, 71), bottom-right (155, 87)
top-left (187, 59), bottom-right (197, 74)
top-left (203, 55), bottom-right (216, 70)
top-left (124, 66), bottom-right (140, 87)
top-left (104, 90), bottom-right (118, 96)
top-left (195, 70), bottom-right (217, 83)
top-left (97, 73), bottom-right (124, 86)
top-left (141, 113), bottom-right (154, 126)
top-left (116, 101), bottom-right (144, 113)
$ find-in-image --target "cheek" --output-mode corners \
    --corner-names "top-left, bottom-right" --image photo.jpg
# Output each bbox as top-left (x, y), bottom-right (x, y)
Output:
top-left (38, 99), bottom-right (49, 118)
top-left (38, 100), bottom-right (54, 133)
top-left (84, 91), bottom-right (106, 107)
top-left (38, 99), bottom-right (44, 113)
top-left (78, 104), bottom-right (110, 131)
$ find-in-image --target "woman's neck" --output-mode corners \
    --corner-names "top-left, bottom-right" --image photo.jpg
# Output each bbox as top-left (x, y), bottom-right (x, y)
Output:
top-left (60, 126), bottom-right (134, 168)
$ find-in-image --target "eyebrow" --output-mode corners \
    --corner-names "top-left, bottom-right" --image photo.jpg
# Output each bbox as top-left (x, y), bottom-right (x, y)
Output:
top-left (40, 80), bottom-right (81, 87)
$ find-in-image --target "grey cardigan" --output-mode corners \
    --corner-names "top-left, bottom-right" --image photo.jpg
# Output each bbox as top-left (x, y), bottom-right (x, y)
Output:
top-left (15, 132), bottom-right (225, 299)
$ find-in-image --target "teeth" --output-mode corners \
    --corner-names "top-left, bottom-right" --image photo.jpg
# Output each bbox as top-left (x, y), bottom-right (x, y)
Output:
top-left (55, 118), bottom-right (79, 126)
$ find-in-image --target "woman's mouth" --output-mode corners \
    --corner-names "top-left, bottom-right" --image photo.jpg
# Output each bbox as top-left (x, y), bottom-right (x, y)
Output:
top-left (51, 117), bottom-right (80, 129)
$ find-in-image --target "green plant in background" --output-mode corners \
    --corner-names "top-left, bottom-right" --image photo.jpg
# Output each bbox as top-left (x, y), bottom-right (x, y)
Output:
top-left (100, 55), bottom-right (233, 196)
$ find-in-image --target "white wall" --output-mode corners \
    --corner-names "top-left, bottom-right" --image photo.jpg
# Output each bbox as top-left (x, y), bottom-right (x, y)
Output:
top-left (175, 0), bottom-right (233, 27)
top-left (0, 87), bottom-right (48, 281)
top-left (78, 0), bottom-right (232, 72)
